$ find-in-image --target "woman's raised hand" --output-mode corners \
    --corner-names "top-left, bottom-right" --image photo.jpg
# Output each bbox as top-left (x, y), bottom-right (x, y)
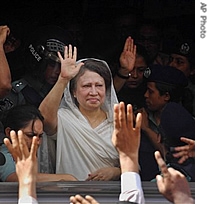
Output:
top-left (57, 44), bottom-right (83, 80)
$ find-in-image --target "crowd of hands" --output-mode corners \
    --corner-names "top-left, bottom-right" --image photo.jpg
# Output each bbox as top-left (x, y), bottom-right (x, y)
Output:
top-left (4, 102), bottom-right (195, 204)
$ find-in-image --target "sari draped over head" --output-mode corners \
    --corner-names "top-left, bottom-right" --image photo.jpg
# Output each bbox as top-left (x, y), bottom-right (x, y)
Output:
top-left (56, 58), bottom-right (120, 180)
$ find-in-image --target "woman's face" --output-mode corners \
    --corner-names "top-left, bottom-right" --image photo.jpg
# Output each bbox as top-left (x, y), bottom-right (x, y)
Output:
top-left (73, 70), bottom-right (106, 111)
top-left (20, 119), bottom-right (44, 151)
top-left (126, 55), bottom-right (147, 88)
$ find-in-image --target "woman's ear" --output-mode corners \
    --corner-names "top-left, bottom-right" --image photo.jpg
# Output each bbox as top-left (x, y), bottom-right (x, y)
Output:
top-left (5, 127), bottom-right (11, 138)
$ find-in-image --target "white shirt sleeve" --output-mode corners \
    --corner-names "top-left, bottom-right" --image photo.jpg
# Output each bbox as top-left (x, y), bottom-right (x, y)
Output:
top-left (18, 196), bottom-right (38, 204)
top-left (119, 172), bottom-right (145, 204)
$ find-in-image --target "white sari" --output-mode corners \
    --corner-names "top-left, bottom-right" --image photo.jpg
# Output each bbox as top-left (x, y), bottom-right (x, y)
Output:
top-left (55, 58), bottom-right (120, 180)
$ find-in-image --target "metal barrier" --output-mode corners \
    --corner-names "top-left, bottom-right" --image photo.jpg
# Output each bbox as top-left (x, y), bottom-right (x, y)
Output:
top-left (0, 181), bottom-right (195, 204)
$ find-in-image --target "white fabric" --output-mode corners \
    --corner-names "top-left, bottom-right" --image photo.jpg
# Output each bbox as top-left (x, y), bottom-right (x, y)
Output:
top-left (18, 196), bottom-right (38, 204)
top-left (120, 172), bottom-right (145, 204)
top-left (38, 132), bottom-right (56, 173)
top-left (55, 58), bottom-right (120, 180)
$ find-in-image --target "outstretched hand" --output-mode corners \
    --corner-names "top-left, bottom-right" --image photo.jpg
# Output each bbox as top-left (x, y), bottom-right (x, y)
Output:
top-left (119, 36), bottom-right (136, 72)
top-left (4, 130), bottom-right (38, 199)
top-left (154, 151), bottom-right (194, 204)
top-left (112, 102), bottom-right (142, 173)
top-left (57, 44), bottom-right (83, 80)
top-left (172, 137), bottom-right (195, 164)
top-left (4, 130), bottom-right (38, 174)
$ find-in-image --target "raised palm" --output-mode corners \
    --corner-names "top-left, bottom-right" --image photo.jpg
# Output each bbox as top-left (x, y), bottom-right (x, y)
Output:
top-left (57, 45), bottom-right (83, 80)
top-left (119, 36), bottom-right (136, 72)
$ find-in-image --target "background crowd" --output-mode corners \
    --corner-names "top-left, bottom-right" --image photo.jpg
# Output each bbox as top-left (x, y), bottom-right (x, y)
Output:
top-left (0, 0), bottom-right (195, 82)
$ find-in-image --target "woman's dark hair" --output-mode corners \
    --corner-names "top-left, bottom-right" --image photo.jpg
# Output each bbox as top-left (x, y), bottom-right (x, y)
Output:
top-left (1, 104), bottom-right (44, 132)
top-left (70, 59), bottom-right (112, 94)
top-left (136, 43), bottom-right (150, 66)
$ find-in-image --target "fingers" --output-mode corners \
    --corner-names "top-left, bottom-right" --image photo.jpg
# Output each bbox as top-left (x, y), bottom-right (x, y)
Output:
top-left (155, 174), bottom-right (165, 191)
top-left (3, 137), bottom-right (15, 159)
top-left (70, 194), bottom-right (98, 204)
top-left (57, 51), bottom-right (63, 60)
top-left (70, 194), bottom-right (85, 204)
top-left (62, 44), bottom-right (77, 60)
top-left (155, 151), bottom-right (171, 193)
top-left (176, 155), bottom-right (189, 164)
top-left (18, 130), bottom-right (29, 160)
top-left (167, 167), bottom-right (185, 178)
top-left (8, 130), bottom-right (21, 162)
top-left (3, 130), bottom-right (36, 163)
top-left (85, 195), bottom-right (99, 204)
top-left (154, 151), bottom-right (169, 179)
top-left (173, 145), bottom-right (190, 164)
top-left (112, 103), bottom-right (120, 146)
top-left (68, 44), bottom-right (72, 58)
top-left (68, 45), bottom-right (77, 60)
top-left (113, 103), bottom-right (120, 130)
top-left (126, 104), bottom-right (133, 130)
top-left (174, 145), bottom-right (189, 152)
top-left (123, 36), bottom-right (135, 53)
top-left (126, 103), bottom-right (142, 137)
top-left (85, 173), bottom-right (95, 181)
top-left (130, 38), bottom-right (134, 53)
top-left (127, 37), bottom-right (134, 53)
top-left (113, 102), bottom-right (142, 133)
top-left (64, 45), bottom-right (68, 59)
top-left (177, 156), bottom-right (189, 164)
top-left (135, 112), bottom-right (142, 133)
top-left (88, 175), bottom-right (105, 181)
top-left (180, 137), bottom-right (195, 146)
top-left (173, 148), bottom-right (188, 157)
top-left (123, 37), bottom-right (130, 51)
top-left (73, 46), bottom-right (77, 61)
top-left (133, 44), bottom-right (136, 55)
top-left (138, 108), bottom-right (147, 119)
top-left (119, 102), bottom-right (126, 129)
top-left (86, 173), bottom-right (104, 181)
top-left (127, 37), bottom-right (132, 52)
top-left (30, 136), bottom-right (39, 160)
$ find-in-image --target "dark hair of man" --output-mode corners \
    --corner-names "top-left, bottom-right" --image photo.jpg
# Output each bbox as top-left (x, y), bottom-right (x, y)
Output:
top-left (155, 82), bottom-right (185, 103)
top-left (1, 104), bottom-right (44, 132)
top-left (70, 59), bottom-right (112, 94)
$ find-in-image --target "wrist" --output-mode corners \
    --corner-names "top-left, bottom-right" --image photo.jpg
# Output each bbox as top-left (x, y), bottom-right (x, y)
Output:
top-left (58, 76), bottom-right (71, 85)
top-left (120, 155), bottom-right (139, 173)
top-left (19, 182), bottom-right (37, 199)
top-left (116, 70), bottom-right (131, 79)
top-left (174, 196), bottom-right (194, 204)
